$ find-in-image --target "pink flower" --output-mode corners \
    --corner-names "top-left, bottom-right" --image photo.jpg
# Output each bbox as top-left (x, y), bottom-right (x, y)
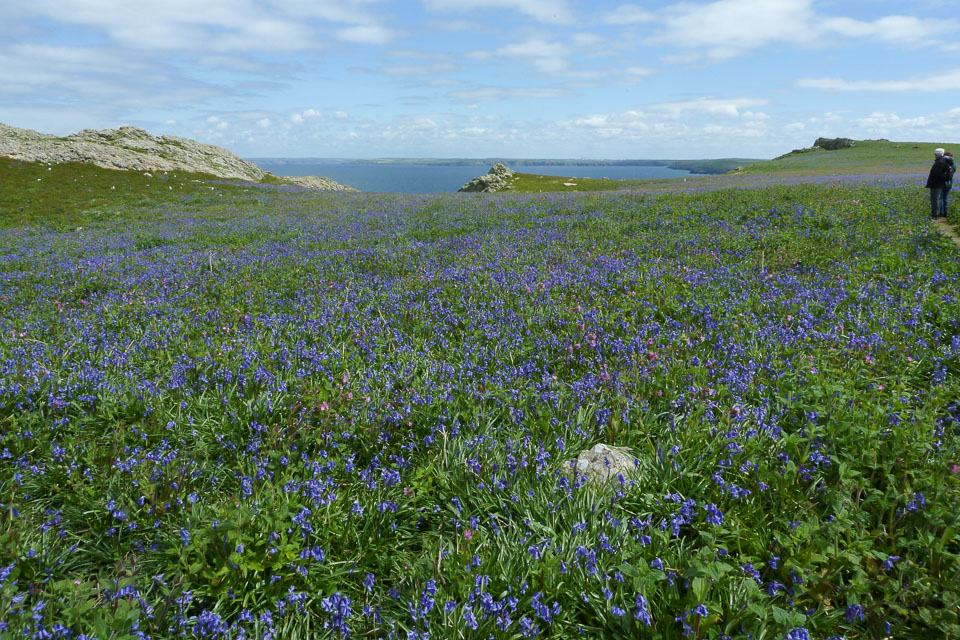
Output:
top-left (951, 464), bottom-right (959, 474)
top-left (464, 529), bottom-right (473, 540)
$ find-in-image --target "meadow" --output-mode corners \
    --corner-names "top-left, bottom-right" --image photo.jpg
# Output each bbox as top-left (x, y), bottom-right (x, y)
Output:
top-left (1, 162), bottom-right (959, 639)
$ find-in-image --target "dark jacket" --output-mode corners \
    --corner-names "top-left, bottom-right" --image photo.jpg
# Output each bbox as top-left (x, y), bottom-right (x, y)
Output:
top-left (926, 156), bottom-right (951, 189)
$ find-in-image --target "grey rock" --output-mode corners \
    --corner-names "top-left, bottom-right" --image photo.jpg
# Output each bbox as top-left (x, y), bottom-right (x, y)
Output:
top-left (813, 137), bottom-right (855, 151)
top-left (0, 122), bottom-right (355, 191)
top-left (458, 163), bottom-right (516, 193)
top-left (560, 443), bottom-right (637, 486)
top-left (282, 175), bottom-right (357, 191)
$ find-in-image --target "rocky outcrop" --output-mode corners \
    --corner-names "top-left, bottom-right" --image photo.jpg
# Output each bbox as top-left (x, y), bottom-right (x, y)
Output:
top-left (0, 123), bottom-right (355, 191)
top-left (458, 163), bottom-right (516, 193)
top-left (282, 175), bottom-right (356, 191)
top-left (559, 443), bottom-right (638, 486)
top-left (813, 137), bottom-right (855, 151)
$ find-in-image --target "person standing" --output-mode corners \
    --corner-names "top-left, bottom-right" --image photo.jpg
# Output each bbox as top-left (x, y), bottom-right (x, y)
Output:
top-left (942, 151), bottom-right (955, 216)
top-left (926, 148), bottom-right (951, 219)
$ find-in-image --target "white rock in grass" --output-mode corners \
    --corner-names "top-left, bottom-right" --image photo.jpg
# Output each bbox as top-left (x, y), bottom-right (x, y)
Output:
top-left (560, 443), bottom-right (637, 485)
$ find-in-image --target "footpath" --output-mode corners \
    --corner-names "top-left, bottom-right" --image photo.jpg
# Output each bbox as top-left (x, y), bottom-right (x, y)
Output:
top-left (934, 218), bottom-right (960, 248)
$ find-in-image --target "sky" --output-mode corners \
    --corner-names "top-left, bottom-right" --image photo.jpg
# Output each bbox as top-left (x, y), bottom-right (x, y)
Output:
top-left (2, 0), bottom-right (959, 159)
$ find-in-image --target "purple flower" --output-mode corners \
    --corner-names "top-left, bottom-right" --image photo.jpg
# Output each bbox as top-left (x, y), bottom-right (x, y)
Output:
top-left (845, 603), bottom-right (864, 622)
top-left (633, 594), bottom-right (653, 626)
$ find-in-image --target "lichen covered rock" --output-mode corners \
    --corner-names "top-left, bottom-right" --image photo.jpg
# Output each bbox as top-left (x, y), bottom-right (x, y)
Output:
top-left (458, 163), bottom-right (516, 193)
top-left (559, 443), bottom-right (637, 486)
top-left (0, 123), bottom-right (354, 190)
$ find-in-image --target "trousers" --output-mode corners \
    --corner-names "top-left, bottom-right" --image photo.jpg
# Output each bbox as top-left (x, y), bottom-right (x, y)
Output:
top-left (930, 187), bottom-right (944, 218)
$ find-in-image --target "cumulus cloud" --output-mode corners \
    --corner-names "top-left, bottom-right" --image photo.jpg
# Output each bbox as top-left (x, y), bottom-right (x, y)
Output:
top-left (651, 0), bottom-right (814, 60)
top-left (640, 0), bottom-right (955, 62)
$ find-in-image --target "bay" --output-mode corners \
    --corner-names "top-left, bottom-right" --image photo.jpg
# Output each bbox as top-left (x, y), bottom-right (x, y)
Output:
top-left (250, 161), bottom-right (692, 193)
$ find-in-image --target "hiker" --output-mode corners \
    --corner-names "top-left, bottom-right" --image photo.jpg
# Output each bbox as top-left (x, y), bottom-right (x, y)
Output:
top-left (925, 148), bottom-right (951, 219)
top-left (942, 151), bottom-right (955, 216)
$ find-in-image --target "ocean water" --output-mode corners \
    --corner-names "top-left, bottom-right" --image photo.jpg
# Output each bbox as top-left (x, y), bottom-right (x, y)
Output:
top-left (250, 161), bottom-right (692, 193)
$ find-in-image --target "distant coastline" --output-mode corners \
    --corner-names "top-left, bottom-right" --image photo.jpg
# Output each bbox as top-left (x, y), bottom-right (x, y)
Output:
top-left (248, 157), bottom-right (764, 175)
top-left (249, 160), bottom-right (700, 193)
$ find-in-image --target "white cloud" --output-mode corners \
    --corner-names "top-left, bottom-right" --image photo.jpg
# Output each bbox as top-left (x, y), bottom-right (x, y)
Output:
top-left (471, 37), bottom-right (591, 75)
top-left (257, 118), bottom-right (272, 127)
top-left (650, 97), bottom-right (770, 117)
top-left (821, 15), bottom-right (955, 47)
top-left (602, 4), bottom-right (655, 24)
top-left (794, 68), bottom-right (960, 93)
top-left (421, 0), bottom-right (574, 24)
top-left (652, 0), bottom-right (814, 60)
top-left (641, 0), bottom-right (956, 62)
top-left (18, 0), bottom-right (397, 53)
top-left (796, 67), bottom-right (960, 92)
top-left (337, 24), bottom-right (399, 45)
top-left (623, 66), bottom-right (656, 80)
top-left (449, 86), bottom-right (575, 102)
top-left (495, 39), bottom-right (571, 73)
top-left (360, 62), bottom-right (458, 77)
top-left (571, 33), bottom-right (604, 47)
top-left (0, 43), bottom-right (228, 108)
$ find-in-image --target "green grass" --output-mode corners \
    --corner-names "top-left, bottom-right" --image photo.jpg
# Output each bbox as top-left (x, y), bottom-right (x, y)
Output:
top-left (737, 139), bottom-right (956, 176)
top-left (0, 158), bottom-right (296, 229)
top-left (1, 170), bottom-right (959, 638)
top-left (493, 140), bottom-right (954, 194)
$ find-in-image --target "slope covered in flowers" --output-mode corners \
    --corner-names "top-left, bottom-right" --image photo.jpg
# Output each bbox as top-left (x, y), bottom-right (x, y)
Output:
top-left (1, 182), bottom-right (959, 639)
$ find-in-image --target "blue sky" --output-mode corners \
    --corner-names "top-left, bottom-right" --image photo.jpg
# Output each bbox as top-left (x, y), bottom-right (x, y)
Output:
top-left (2, 0), bottom-right (959, 159)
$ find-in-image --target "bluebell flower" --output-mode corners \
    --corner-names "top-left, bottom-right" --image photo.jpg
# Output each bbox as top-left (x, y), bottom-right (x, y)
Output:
top-left (845, 603), bottom-right (864, 622)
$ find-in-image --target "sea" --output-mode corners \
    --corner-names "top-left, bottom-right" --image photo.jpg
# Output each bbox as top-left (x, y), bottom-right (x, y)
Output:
top-left (250, 161), bottom-right (692, 193)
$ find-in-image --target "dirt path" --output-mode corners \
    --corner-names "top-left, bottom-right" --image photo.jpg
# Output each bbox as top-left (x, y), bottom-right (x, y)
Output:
top-left (934, 218), bottom-right (960, 248)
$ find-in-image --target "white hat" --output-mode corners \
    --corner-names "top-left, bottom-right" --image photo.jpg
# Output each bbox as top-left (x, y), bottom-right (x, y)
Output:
top-left (935, 148), bottom-right (945, 156)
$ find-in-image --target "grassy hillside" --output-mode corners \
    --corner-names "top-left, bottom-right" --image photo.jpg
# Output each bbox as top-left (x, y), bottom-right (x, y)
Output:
top-left (737, 139), bottom-right (955, 176)
top-left (496, 139), bottom-right (951, 194)
top-left (0, 158), bottom-right (298, 229)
